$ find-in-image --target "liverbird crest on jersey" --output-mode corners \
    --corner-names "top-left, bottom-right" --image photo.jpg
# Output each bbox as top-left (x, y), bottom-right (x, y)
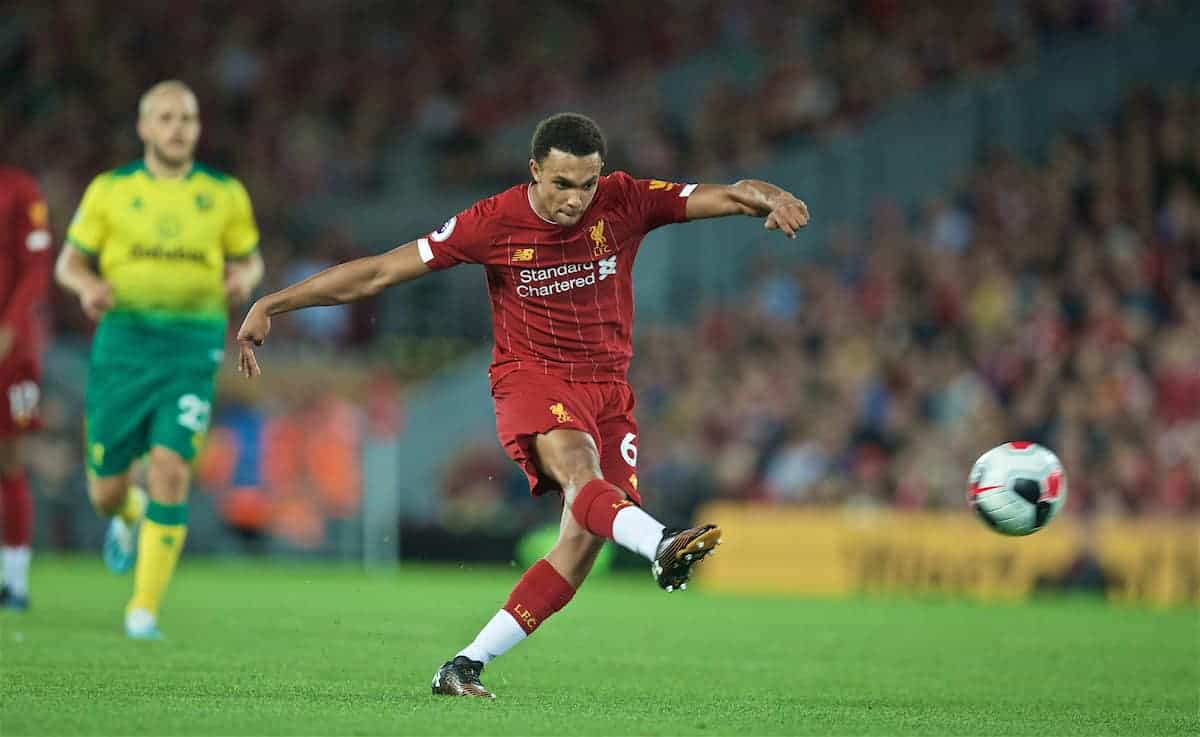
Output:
top-left (549, 403), bottom-right (574, 423)
top-left (588, 219), bottom-right (610, 257)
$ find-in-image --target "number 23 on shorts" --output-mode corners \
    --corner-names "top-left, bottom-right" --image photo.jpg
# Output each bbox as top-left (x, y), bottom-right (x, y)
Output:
top-left (176, 393), bottom-right (211, 433)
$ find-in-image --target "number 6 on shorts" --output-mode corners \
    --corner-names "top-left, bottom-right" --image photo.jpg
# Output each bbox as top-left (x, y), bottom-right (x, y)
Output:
top-left (621, 432), bottom-right (638, 467)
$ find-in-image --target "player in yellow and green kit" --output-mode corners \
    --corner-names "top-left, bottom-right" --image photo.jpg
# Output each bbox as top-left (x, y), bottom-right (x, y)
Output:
top-left (55, 80), bottom-right (263, 639)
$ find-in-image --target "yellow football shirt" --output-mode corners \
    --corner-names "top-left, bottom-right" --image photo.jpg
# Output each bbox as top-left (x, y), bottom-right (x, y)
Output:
top-left (67, 159), bottom-right (259, 324)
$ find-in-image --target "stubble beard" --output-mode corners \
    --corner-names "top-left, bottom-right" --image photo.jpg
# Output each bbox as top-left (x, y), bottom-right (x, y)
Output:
top-left (148, 142), bottom-right (193, 172)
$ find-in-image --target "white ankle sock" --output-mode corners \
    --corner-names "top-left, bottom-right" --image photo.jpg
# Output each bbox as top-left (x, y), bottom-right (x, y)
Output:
top-left (458, 610), bottom-right (527, 665)
top-left (126, 608), bottom-right (156, 630)
top-left (2, 546), bottom-right (30, 597)
top-left (611, 506), bottom-right (665, 561)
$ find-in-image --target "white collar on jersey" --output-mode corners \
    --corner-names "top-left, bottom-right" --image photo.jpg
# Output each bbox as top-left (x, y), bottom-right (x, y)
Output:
top-left (526, 183), bottom-right (558, 225)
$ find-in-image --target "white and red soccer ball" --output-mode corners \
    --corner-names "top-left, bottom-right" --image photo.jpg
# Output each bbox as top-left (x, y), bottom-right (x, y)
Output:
top-left (968, 441), bottom-right (1067, 536)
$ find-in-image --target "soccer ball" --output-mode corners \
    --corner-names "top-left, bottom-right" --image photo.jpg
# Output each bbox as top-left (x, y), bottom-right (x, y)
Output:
top-left (967, 441), bottom-right (1067, 536)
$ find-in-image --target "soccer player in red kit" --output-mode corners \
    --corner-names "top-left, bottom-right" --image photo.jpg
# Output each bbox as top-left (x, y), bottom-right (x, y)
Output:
top-left (236, 113), bottom-right (808, 697)
top-left (0, 167), bottom-right (52, 611)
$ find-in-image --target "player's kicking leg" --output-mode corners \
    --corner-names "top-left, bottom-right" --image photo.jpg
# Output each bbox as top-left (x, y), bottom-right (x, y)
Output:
top-left (432, 428), bottom-right (720, 698)
top-left (536, 429), bottom-right (722, 591)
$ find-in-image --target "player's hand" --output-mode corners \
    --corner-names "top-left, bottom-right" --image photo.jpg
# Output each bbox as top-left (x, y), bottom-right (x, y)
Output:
top-left (80, 280), bottom-right (114, 322)
top-left (236, 302), bottom-right (271, 378)
top-left (764, 198), bottom-right (810, 239)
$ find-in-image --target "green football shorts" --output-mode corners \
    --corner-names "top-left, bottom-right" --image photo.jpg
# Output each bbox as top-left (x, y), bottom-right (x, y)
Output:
top-left (85, 362), bottom-right (216, 477)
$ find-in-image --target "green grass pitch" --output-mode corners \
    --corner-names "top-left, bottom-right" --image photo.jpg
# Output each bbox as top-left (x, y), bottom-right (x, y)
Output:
top-left (2, 556), bottom-right (1196, 736)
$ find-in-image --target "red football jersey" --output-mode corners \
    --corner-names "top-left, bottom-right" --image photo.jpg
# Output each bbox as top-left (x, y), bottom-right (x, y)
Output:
top-left (418, 171), bottom-right (696, 384)
top-left (0, 167), bottom-right (52, 362)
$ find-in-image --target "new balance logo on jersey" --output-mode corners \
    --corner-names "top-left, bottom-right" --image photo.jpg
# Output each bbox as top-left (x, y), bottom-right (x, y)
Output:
top-left (598, 255), bottom-right (617, 281)
top-left (511, 247), bottom-right (535, 262)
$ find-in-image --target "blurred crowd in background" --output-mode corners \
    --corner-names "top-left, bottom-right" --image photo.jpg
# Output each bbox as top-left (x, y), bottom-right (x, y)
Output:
top-left (5, 0), bottom-right (1155, 340)
top-left (4, 0), bottom-right (1196, 548)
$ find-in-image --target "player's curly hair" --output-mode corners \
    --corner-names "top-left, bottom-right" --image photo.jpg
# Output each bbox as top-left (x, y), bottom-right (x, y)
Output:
top-left (531, 113), bottom-right (606, 163)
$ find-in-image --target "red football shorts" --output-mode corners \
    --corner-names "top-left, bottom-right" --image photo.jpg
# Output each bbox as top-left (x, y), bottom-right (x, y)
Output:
top-left (0, 355), bottom-right (41, 437)
top-left (491, 370), bottom-right (641, 505)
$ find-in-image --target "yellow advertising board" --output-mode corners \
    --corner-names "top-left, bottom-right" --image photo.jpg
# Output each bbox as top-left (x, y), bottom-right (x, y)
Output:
top-left (695, 503), bottom-right (1199, 607)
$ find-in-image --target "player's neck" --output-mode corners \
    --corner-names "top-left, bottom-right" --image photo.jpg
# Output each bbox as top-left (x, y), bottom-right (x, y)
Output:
top-left (144, 152), bottom-right (193, 180)
top-left (526, 184), bottom-right (561, 226)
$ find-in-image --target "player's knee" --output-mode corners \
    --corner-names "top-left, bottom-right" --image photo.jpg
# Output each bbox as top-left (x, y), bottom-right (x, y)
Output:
top-left (148, 447), bottom-right (190, 502)
top-left (536, 431), bottom-right (603, 497)
top-left (554, 447), bottom-right (603, 499)
top-left (88, 475), bottom-right (129, 515)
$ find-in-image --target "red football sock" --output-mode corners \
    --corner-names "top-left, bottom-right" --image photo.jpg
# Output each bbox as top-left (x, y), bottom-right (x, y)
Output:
top-left (570, 478), bottom-right (632, 539)
top-left (503, 559), bottom-right (576, 635)
top-left (1, 471), bottom-right (33, 547)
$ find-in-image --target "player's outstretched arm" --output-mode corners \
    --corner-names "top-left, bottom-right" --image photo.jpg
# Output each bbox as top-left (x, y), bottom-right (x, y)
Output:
top-left (236, 241), bottom-right (429, 377)
top-left (684, 180), bottom-right (810, 238)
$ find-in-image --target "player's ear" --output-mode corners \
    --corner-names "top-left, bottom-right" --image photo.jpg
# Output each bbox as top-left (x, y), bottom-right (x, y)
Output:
top-left (529, 158), bottom-right (540, 183)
